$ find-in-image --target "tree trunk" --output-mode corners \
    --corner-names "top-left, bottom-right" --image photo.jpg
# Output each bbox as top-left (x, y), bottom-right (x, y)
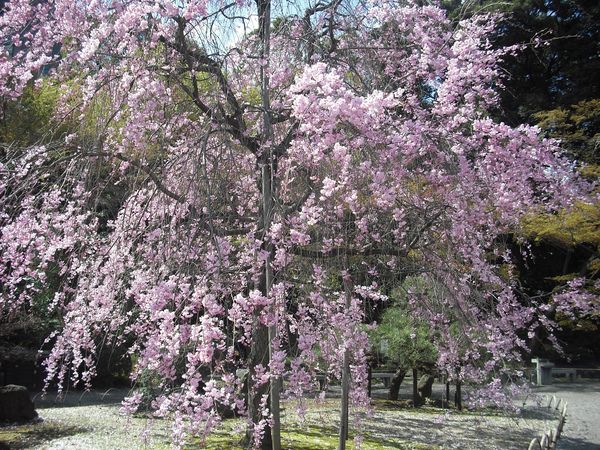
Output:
top-left (562, 248), bottom-right (573, 275)
top-left (339, 345), bottom-right (350, 450)
top-left (412, 368), bottom-right (419, 407)
top-left (338, 271), bottom-right (352, 450)
top-left (445, 380), bottom-right (450, 409)
top-left (388, 369), bottom-right (406, 401)
top-left (246, 318), bottom-right (272, 449)
top-left (262, 161), bottom-right (280, 450)
top-left (367, 365), bottom-right (372, 398)
top-left (455, 380), bottom-right (462, 411)
top-left (257, 0), bottom-right (280, 448)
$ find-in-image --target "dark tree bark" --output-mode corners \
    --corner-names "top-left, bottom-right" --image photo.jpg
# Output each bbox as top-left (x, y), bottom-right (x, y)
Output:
top-left (256, 0), bottom-right (281, 447)
top-left (455, 380), bottom-right (462, 411)
top-left (412, 368), bottom-right (420, 407)
top-left (246, 318), bottom-right (272, 449)
top-left (338, 268), bottom-right (353, 450)
top-left (388, 368), bottom-right (406, 401)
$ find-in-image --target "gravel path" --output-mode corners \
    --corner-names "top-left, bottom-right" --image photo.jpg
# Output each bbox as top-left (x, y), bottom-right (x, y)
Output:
top-left (528, 382), bottom-right (600, 450)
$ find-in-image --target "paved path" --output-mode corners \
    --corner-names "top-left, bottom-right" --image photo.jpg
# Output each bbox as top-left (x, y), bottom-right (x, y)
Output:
top-left (529, 383), bottom-right (600, 450)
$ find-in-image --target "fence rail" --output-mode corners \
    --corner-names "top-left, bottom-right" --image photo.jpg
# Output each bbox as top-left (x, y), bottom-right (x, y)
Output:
top-left (528, 396), bottom-right (567, 450)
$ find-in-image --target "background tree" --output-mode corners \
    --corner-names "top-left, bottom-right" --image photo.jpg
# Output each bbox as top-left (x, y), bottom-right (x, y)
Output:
top-left (440, 0), bottom-right (600, 365)
top-left (370, 278), bottom-right (437, 402)
top-left (442, 0), bottom-right (600, 129)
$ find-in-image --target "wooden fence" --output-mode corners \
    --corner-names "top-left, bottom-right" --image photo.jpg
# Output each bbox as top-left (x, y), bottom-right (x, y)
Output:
top-left (528, 395), bottom-right (567, 450)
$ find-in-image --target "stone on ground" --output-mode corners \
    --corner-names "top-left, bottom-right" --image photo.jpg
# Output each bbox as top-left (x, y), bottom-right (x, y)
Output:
top-left (0, 385), bottom-right (38, 422)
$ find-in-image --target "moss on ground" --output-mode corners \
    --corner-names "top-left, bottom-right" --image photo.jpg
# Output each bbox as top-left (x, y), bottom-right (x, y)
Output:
top-left (1, 417), bottom-right (436, 450)
top-left (0, 421), bottom-right (88, 449)
top-left (199, 418), bottom-right (437, 449)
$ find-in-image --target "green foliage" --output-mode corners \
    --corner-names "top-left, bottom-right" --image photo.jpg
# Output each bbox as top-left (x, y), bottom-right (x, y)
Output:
top-left (521, 201), bottom-right (600, 251)
top-left (371, 278), bottom-right (437, 369)
top-left (519, 201), bottom-right (599, 362)
top-left (130, 362), bottom-right (163, 411)
top-left (519, 199), bottom-right (599, 347)
top-left (0, 262), bottom-right (62, 358)
top-left (0, 79), bottom-right (65, 144)
top-left (534, 99), bottom-right (600, 164)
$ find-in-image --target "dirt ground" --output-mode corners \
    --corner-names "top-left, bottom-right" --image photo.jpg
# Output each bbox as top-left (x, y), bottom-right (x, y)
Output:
top-left (0, 380), bottom-right (578, 449)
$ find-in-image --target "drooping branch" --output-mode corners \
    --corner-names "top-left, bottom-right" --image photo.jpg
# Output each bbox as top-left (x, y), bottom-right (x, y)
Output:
top-left (289, 245), bottom-right (408, 258)
top-left (80, 151), bottom-right (185, 203)
top-left (160, 18), bottom-right (261, 155)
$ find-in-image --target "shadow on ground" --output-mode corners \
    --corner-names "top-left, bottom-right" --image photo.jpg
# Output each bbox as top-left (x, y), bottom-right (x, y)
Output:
top-left (0, 421), bottom-right (88, 449)
top-left (559, 436), bottom-right (600, 450)
top-left (366, 411), bottom-right (537, 450)
top-left (32, 388), bottom-right (129, 409)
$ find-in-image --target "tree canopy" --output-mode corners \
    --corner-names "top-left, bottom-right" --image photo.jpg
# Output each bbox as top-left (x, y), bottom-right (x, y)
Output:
top-left (0, 0), bottom-right (596, 448)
